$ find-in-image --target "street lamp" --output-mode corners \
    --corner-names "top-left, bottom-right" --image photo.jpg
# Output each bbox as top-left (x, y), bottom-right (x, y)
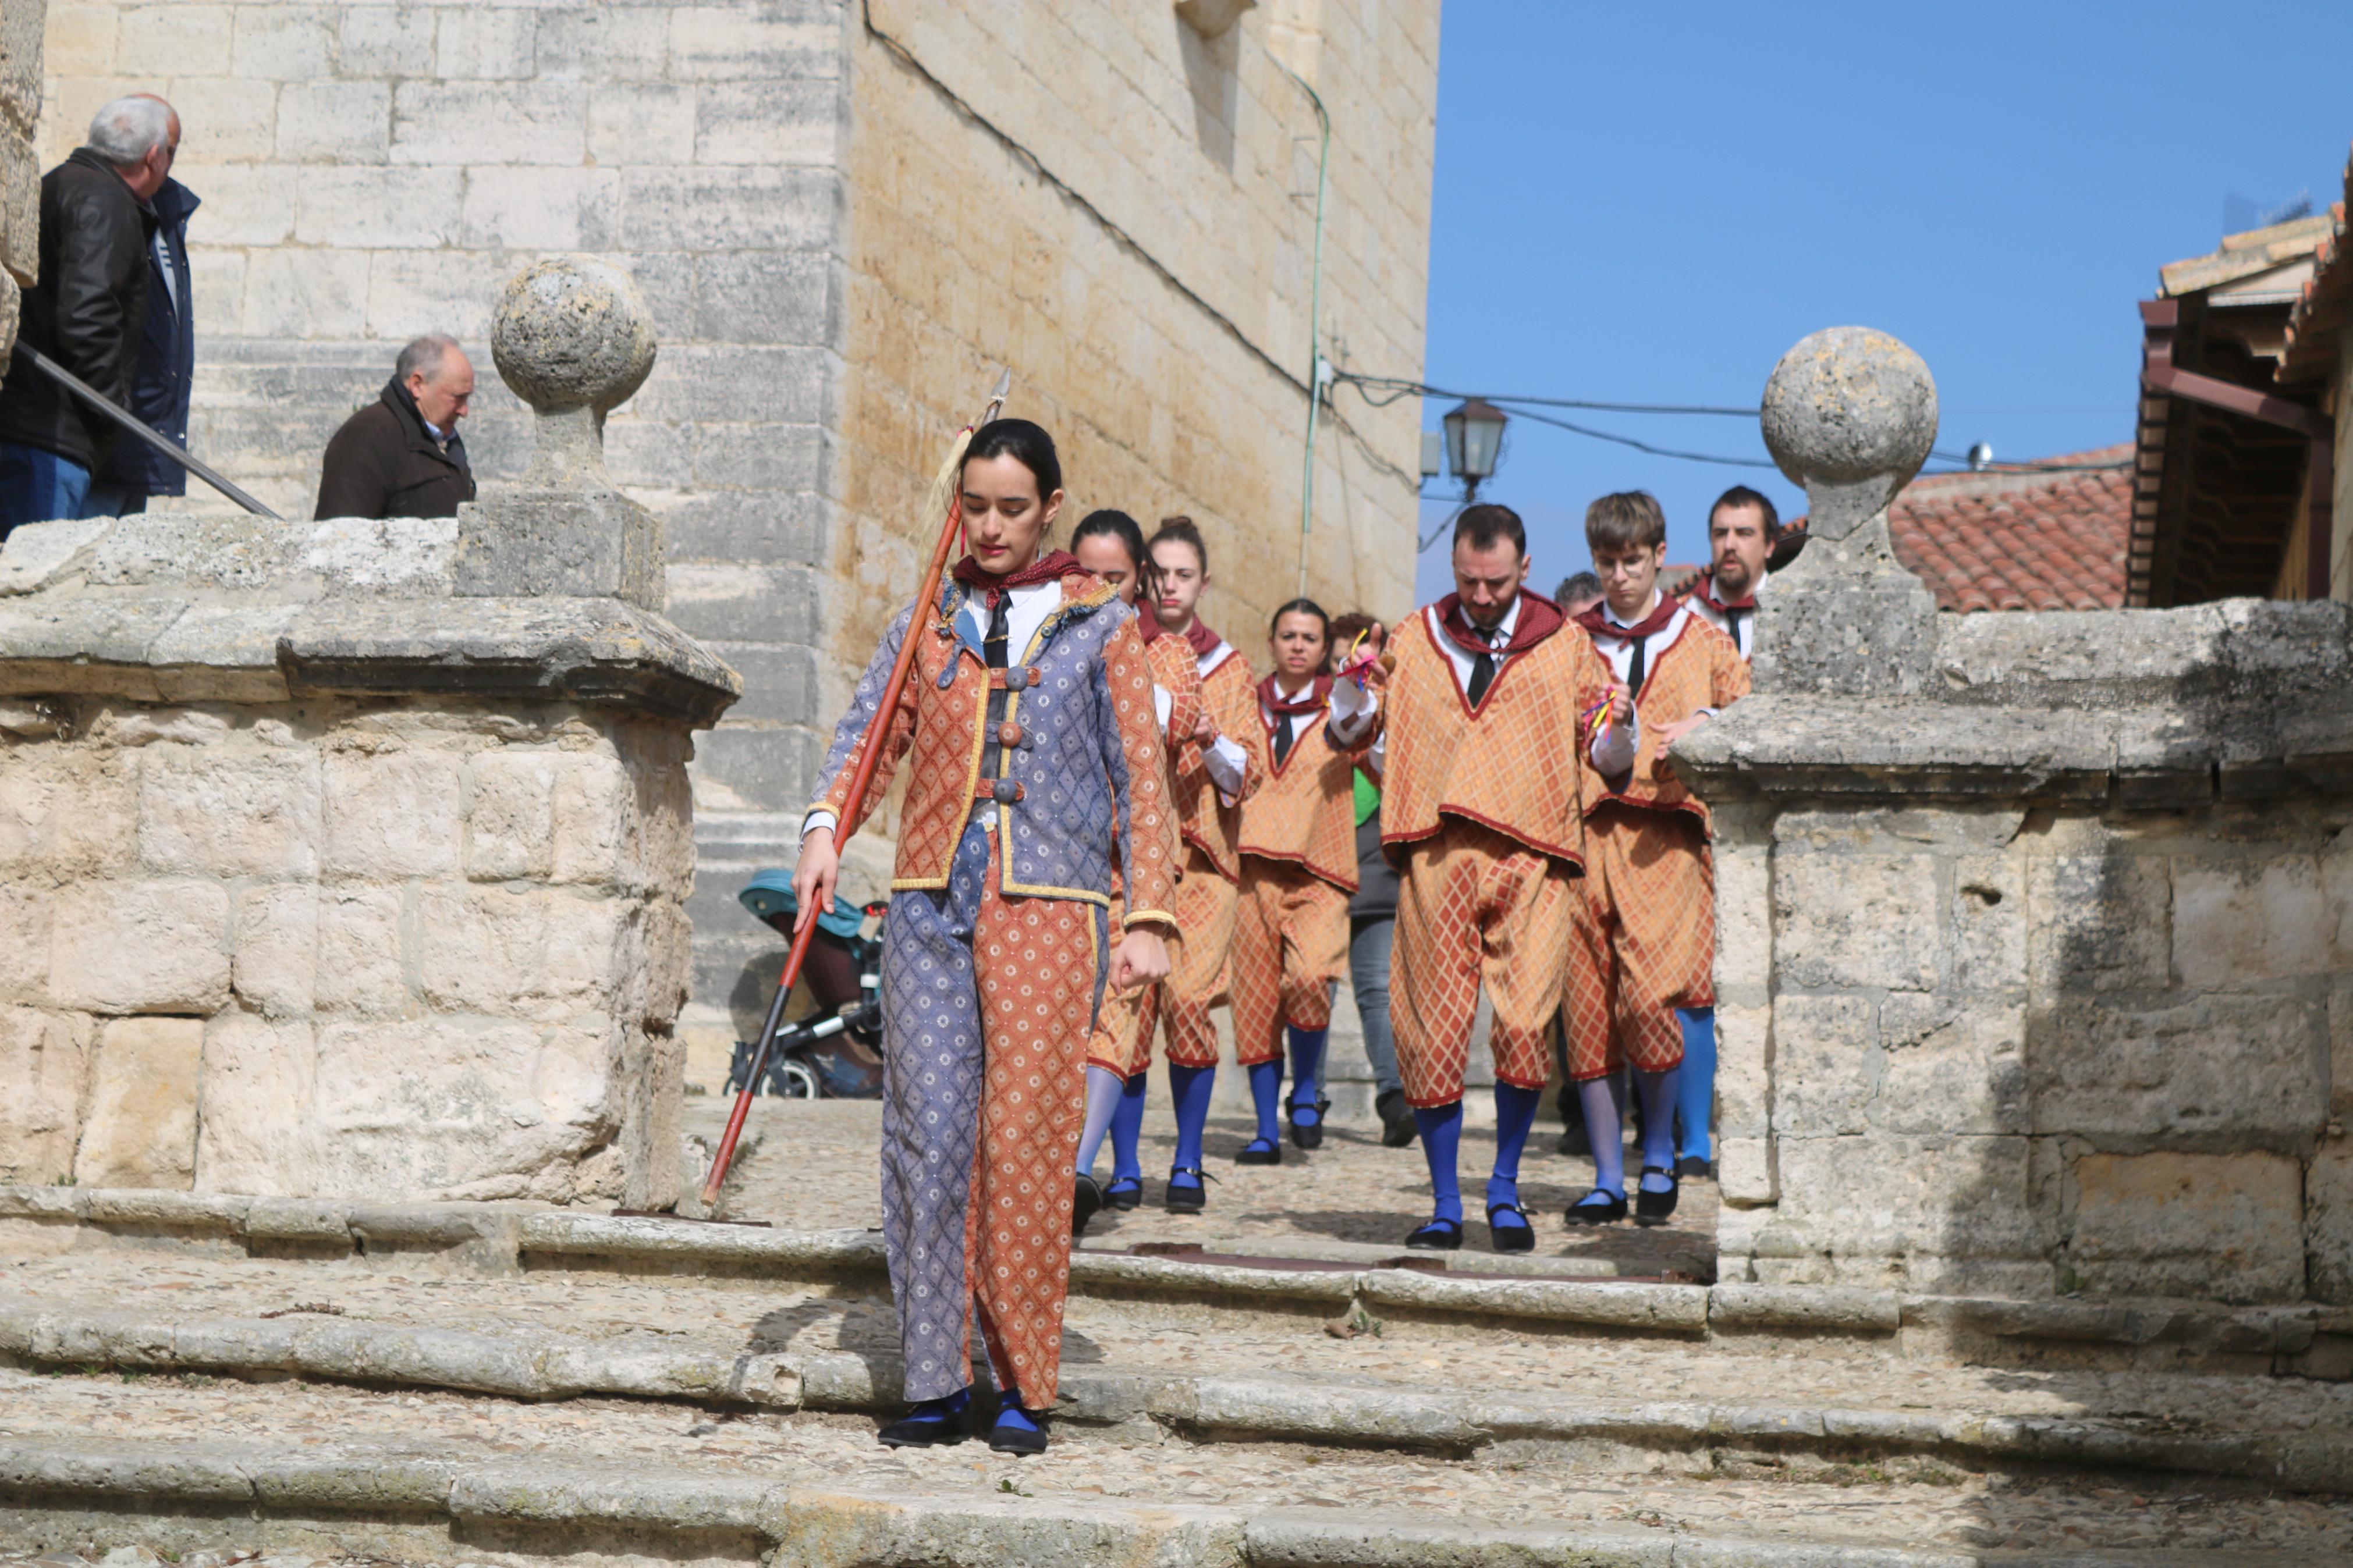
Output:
top-left (1443, 398), bottom-right (1507, 501)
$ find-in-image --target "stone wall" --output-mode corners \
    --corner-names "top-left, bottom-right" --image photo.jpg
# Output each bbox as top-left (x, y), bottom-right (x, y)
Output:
top-left (1690, 328), bottom-right (2353, 1307)
top-left (34, 2), bottom-right (1439, 1037)
top-left (0, 686), bottom-right (695, 1204)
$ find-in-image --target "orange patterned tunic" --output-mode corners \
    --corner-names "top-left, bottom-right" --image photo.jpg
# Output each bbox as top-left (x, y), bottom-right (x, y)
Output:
top-left (1577, 604), bottom-right (1749, 830)
top-left (1237, 681), bottom-right (1366, 894)
top-left (1170, 643), bottom-right (1266, 884)
top-left (1379, 605), bottom-right (1610, 867)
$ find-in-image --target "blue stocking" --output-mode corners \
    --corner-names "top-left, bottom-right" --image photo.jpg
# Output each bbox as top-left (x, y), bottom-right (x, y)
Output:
top-left (1634, 1066), bottom-right (1680, 1193)
top-left (1486, 1083), bottom-right (1541, 1232)
top-left (1577, 1075), bottom-right (1627, 1201)
top-left (1108, 1071), bottom-right (1149, 1188)
top-left (1075, 1064), bottom-right (1123, 1176)
top-left (1245, 1059), bottom-right (1282, 1149)
top-left (1413, 1101), bottom-right (1464, 1226)
top-left (1286, 1026), bottom-right (1328, 1125)
top-left (1167, 1061), bottom-right (1215, 1189)
top-left (1674, 1007), bottom-right (1715, 1164)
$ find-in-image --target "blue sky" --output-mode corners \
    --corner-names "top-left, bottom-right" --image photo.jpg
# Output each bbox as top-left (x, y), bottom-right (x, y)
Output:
top-left (1397, 1), bottom-right (2353, 602)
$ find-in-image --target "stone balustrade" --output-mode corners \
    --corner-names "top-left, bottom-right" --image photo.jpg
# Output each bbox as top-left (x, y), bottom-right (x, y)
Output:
top-left (1681, 328), bottom-right (2353, 1304)
top-left (0, 258), bottom-right (738, 1211)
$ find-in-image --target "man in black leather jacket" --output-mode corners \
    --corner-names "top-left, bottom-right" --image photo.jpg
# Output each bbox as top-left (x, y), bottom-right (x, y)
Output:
top-left (0, 95), bottom-right (175, 536)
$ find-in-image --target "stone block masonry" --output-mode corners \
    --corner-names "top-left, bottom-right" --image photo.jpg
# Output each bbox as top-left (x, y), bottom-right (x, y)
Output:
top-left (0, 256), bottom-right (739, 1208)
top-left (1687, 328), bottom-right (2353, 1307)
top-left (33, 2), bottom-right (1439, 1039)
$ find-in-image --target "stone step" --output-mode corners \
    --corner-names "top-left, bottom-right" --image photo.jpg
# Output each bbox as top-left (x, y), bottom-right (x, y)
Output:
top-left (3, 1183), bottom-right (2341, 1378)
top-left (0, 1375), bottom-right (2344, 1565)
top-left (3, 1295), bottom-right (2347, 1493)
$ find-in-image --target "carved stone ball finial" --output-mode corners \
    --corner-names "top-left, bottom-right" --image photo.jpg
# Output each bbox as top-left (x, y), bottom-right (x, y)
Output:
top-left (491, 256), bottom-right (658, 485)
top-left (1760, 327), bottom-right (1937, 543)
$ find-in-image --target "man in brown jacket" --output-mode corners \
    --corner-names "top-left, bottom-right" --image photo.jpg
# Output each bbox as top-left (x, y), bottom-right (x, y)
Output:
top-left (314, 335), bottom-right (477, 520)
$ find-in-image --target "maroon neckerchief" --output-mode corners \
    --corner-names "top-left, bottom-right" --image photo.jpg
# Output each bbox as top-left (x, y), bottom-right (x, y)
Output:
top-left (950, 549), bottom-right (1080, 606)
top-left (1435, 591), bottom-right (1564, 657)
top-left (1572, 595), bottom-right (1680, 642)
top-left (1174, 618), bottom-right (1223, 660)
top-left (1258, 672), bottom-right (1331, 716)
top-left (1137, 600), bottom-right (1169, 642)
top-left (1683, 568), bottom-right (1755, 615)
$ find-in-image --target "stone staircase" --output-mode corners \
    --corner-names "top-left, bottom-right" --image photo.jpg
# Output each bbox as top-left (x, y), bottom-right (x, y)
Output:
top-left (1, 1175), bottom-right (2349, 1565)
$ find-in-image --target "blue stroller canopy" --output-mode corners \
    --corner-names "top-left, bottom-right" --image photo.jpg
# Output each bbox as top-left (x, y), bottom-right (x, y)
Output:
top-left (739, 868), bottom-right (865, 938)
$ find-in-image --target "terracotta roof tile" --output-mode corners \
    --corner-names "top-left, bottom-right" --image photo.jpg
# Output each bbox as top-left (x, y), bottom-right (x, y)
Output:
top-left (1787, 445), bottom-right (2132, 613)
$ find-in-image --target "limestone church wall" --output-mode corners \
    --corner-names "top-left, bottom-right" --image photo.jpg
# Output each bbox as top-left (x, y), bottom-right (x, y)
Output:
top-left (32, 2), bottom-right (1439, 1044)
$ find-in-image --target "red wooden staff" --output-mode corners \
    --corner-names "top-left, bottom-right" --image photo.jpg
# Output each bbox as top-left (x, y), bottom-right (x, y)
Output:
top-left (699, 371), bottom-right (1010, 1207)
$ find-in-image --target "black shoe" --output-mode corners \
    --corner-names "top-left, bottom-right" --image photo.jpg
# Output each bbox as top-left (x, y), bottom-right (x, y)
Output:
top-left (1104, 1175), bottom-right (1143, 1210)
top-left (1555, 1123), bottom-right (1592, 1157)
top-left (1634, 1165), bottom-right (1680, 1227)
top-left (1676, 1154), bottom-right (1712, 1181)
top-left (1376, 1089), bottom-right (1418, 1148)
top-left (1486, 1201), bottom-right (1536, 1254)
top-left (1286, 1100), bottom-right (1326, 1150)
top-left (1165, 1167), bottom-right (1209, 1213)
top-left (987, 1409), bottom-right (1049, 1456)
top-left (1235, 1137), bottom-right (1282, 1166)
top-left (1404, 1217), bottom-right (1463, 1250)
top-left (877, 1397), bottom-right (971, 1448)
top-left (1072, 1174), bottom-right (1103, 1239)
top-left (1564, 1188), bottom-right (1627, 1226)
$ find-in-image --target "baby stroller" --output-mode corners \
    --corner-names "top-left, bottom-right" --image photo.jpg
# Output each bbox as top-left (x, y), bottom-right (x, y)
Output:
top-left (729, 870), bottom-right (886, 1100)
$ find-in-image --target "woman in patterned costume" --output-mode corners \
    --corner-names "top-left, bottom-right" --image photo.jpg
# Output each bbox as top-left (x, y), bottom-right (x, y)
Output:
top-left (1142, 517), bottom-right (1266, 1214)
top-left (1230, 598), bottom-right (1377, 1164)
top-left (1067, 508), bottom-right (1203, 1229)
top-left (793, 421), bottom-right (1177, 1456)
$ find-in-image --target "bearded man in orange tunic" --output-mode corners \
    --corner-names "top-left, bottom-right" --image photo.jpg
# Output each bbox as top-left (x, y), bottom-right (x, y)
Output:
top-left (1372, 504), bottom-right (1630, 1253)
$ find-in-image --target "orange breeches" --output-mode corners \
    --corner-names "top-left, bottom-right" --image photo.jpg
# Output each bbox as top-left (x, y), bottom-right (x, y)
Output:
top-left (1087, 845), bottom-right (1235, 1076)
top-left (1230, 859), bottom-right (1350, 1066)
top-left (1389, 820), bottom-right (1573, 1108)
top-left (1563, 802), bottom-right (1713, 1081)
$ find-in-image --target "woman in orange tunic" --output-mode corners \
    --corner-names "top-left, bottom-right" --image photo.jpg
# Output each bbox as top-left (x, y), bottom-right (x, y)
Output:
top-left (1230, 598), bottom-right (1377, 1162)
top-left (1068, 509), bottom-right (1202, 1227)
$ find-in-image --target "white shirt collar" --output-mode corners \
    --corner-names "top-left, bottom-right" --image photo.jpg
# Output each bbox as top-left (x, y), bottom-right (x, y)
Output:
top-left (1603, 589), bottom-right (1661, 631)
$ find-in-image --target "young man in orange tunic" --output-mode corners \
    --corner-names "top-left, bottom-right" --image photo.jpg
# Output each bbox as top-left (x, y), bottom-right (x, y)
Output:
top-left (1564, 491), bottom-right (1749, 1226)
top-left (1142, 517), bottom-right (1266, 1213)
top-left (1069, 509), bottom-right (1202, 1225)
top-left (1231, 597), bottom-right (1376, 1164)
top-left (1374, 504), bottom-right (1628, 1252)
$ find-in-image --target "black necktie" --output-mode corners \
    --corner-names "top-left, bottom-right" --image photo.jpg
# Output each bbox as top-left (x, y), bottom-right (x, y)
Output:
top-left (1467, 632), bottom-right (1497, 706)
top-left (1625, 632), bottom-right (1647, 699)
top-left (981, 593), bottom-right (1010, 778)
top-left (1274, 709), bottom-right (1295, 765)
top-left (1723, 606), bottom-right (1749, 655)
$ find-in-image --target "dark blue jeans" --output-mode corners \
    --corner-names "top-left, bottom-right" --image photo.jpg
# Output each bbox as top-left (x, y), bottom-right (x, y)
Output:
top-left (1349, 915), bottom-right (1403, 1100)
top-left (0, 443), bottom-right (97, 538)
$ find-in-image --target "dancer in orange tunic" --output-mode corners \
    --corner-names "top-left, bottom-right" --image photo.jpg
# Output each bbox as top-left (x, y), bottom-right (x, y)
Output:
top-left (794, 422), bottom-right (1176, 1455)
top-left (1067, 509), bottom-right (1202, 1228)
top-left (1144, 516), bottom-right (1266, 1213)
top-left (1230, 598), bottom-right (1377, 1165)
top-left (1374, 505), bottom-right (1629, 1252)
top-left (1563, 490), bottom-right (1749, 1228)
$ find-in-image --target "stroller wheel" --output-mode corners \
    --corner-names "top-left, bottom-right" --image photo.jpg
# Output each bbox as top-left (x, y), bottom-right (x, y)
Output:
top-left (771, 1059), bottom-right (822, 1100)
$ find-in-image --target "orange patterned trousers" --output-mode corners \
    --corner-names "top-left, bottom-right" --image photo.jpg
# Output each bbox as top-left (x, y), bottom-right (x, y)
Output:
top-left (1563, 802), bottom-right (1711, 1081)
top-left (1389, 820), bottom-right (1573, 1108)
top-left (1231, 858), bottom-right (1350, 1066)
top-left (1086, 845), bottom-right (1234, 1075)
top-left (881, 823), bottom-right (1107, 1410)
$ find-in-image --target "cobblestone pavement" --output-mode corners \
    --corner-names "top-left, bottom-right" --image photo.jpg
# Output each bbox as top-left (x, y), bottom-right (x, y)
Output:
top-left (1, 1370), bottom-right (2348, 1558)
top-left (6, 1251), bottom-right (2352, 1435)
top-left (694, 1098), bottom-right (1717, 1276)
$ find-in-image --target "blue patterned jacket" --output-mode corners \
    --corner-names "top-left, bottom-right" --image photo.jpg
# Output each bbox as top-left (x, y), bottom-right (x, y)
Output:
top-left (807, 570), bottom-right (1179, 928)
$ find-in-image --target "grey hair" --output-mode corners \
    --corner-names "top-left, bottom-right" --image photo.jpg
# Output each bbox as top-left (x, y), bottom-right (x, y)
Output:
top-left (395, 334), bottom-right (462, 385)
top-left (86, 95), bottom-right (173, 167)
